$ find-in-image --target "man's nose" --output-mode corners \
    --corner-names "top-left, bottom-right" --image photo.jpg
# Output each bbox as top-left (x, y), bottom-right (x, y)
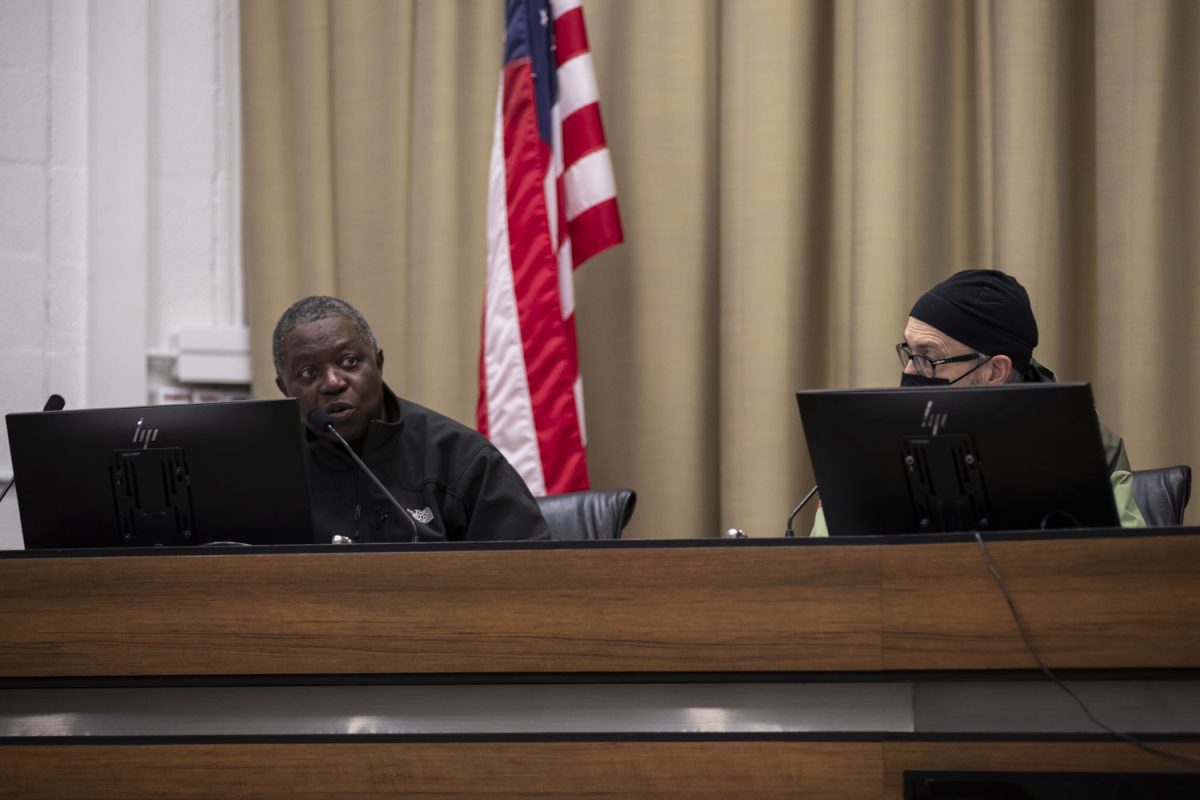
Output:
top-left (318, 366), bottom-right (348, 392)
top-left (903, 359), bottom-right (919, 375)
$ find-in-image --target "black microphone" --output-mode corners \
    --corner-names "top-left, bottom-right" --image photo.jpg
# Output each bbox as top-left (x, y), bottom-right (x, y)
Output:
top-left (307, 408), bottom-right (420, 542)
top-left (784, 485), bottom-right (819, 537)
top-left (0, 394), bottom-right (66, 505)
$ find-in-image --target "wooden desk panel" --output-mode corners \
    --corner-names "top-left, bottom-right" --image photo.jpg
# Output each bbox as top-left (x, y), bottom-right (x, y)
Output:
top-left (882, 534), bottom-right (1200, 670)
top-left (0, 742), bottom-right (883, 800)
top-left (4, 740), bottom-right (1198, 799)
top-left (5, 535), bottom-right (1199, 799)
top-left (0, 545), bottom-right (881, 677)
top-left (2, 532), bottom-right (1198, 679)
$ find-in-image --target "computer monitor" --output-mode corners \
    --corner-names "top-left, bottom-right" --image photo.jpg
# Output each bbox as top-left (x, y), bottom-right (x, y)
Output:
top-left (5, 399), bottom-right (315, 549)
top-left (796, 382), bottom-right (1120, 536)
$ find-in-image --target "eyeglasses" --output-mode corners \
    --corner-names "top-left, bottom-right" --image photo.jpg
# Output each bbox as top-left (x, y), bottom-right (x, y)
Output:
top-left (895, 342), bottom-right (983, 378)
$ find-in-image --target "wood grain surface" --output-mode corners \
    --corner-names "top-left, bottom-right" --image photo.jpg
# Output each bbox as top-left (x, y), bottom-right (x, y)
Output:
top-left (1, 532), bottom-right (1197, 678)
top-left (0, 545), bottom-right (881, 676)
top-left (0, 741), bottom-right (882, 800)
top-left (882, 533), bottom-right (1200, 669)
top-left (2, 739), bottom-right (1197, 799)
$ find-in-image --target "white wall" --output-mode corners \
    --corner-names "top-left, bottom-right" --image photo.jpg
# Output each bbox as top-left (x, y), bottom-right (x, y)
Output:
top-left (0, 0), bottom-right (242, 548)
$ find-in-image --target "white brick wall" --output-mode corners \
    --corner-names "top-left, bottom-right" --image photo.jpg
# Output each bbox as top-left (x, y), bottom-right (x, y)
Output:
top-left (0, 0), bottom-right (241, 548)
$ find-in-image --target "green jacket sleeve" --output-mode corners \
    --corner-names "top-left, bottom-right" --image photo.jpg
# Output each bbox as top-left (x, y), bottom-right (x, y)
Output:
top-left (1111, 469), bottom-right (1145, 528)
top-left (1099, 422), bottom-right (1144, 527)
top-left (809, 506), bottom-right (829, 537)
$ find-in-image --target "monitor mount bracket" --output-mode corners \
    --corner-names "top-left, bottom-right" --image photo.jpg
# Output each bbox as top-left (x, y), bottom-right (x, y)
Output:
top-left (901, 434), bottom-right (991, 533)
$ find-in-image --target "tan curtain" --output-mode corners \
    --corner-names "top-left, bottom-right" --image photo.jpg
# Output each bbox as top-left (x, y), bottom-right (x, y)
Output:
top-left (242, 0), bottom-right (1200, 537)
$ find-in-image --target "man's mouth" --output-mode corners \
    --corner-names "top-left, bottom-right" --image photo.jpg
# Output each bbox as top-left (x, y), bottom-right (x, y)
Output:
top-left (325, 403), bottom-right (355, 422)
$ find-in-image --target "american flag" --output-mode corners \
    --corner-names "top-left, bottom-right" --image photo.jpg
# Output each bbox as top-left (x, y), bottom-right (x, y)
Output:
top-left (477, 0), bottom-right (623, 496)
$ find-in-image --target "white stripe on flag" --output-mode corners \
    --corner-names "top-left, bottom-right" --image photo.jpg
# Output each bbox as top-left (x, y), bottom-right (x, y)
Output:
top-left (573, 372), bottom-right (587, 447)
top-left (551, 0), bottom-right (582, 19)
top-left (544, 164), bottom-right (559, 252)
top-left (483, 78), bottom-right (547, 496)
top-left (550, 101), bottom-right (564, 177)
top-left (557, 52), bottom-right (599, 120)
top-left (563, 148), bottom-right (617, 222)
top-left (546, 101), bottom-right (562, 249)
top-left (557, 237), bottom-right (575, 318)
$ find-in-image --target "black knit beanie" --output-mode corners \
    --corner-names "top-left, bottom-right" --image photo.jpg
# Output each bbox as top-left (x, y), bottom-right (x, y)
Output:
top-left (909, 269), bottom-right (1039, 377)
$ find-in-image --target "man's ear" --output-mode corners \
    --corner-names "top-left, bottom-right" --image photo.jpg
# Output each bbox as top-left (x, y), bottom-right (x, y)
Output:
top-left (275, 375), bottom-right (287, 396)
top-left (376, 349), bottom-right (384, 371)
top-left (985, 355), bottom-right (1014, 384)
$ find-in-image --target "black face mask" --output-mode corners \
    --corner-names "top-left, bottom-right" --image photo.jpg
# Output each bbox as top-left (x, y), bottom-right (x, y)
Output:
top-left (900, 373), bottom-right (951, 387)
top-left (899, 356), bottom-right (993, 388)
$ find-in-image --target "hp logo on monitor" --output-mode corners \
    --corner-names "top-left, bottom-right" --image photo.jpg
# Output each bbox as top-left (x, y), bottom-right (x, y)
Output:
top-left (131, 418), bottom-right (160, 449)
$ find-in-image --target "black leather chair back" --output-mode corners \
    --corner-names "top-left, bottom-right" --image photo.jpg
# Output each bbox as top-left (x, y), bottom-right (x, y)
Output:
top-left (535, 489), bottom-right (637, 540)
top-left (1131, 465), bottom-right (1192, 527)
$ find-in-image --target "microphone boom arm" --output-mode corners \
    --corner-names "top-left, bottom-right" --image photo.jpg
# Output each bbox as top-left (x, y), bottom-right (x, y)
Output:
top-left (307, 409), bottom-right (420, 542)
top-left (785, 485), bottom-right (819, 537)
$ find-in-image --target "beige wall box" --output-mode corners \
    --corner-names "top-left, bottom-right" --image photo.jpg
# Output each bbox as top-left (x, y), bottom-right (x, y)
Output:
top-left (173, 328), bottom-right (251, 385)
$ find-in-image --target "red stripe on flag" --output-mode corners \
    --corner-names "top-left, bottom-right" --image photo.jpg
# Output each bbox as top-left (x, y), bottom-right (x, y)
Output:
top-left (553, 7), bottom-right (589, 68)
top-left (567, 196), bottom-right (624, 268)
top-left (501, 59), bottom-right (589, 492)
top-left (561, 102), bottom-right (608, 171)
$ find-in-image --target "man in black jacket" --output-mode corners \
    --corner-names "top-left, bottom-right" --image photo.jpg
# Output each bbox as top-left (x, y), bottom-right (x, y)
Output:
top-left (273, 296), bottom-right (550, 542)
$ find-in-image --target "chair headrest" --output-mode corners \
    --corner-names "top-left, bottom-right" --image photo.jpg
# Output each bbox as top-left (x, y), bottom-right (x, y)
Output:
top-left (535, 489), bottom-right (637, 540)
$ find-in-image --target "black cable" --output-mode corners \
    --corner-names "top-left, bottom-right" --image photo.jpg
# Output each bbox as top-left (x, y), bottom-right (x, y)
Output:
top-left (972, 531), bottom-right (1200, 766)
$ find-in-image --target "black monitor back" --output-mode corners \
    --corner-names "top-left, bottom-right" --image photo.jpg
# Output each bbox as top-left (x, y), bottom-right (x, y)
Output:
top-left (796, 382), bottom-right (1120, 536)
top-left (6, 399), bottom-right (315, 549)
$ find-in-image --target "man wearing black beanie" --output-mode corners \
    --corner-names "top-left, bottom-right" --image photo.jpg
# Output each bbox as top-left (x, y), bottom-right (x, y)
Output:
top-left (900, 269), bottom-right (1040, 386)
top-left (811, 269), bottom-right (1145, 535)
